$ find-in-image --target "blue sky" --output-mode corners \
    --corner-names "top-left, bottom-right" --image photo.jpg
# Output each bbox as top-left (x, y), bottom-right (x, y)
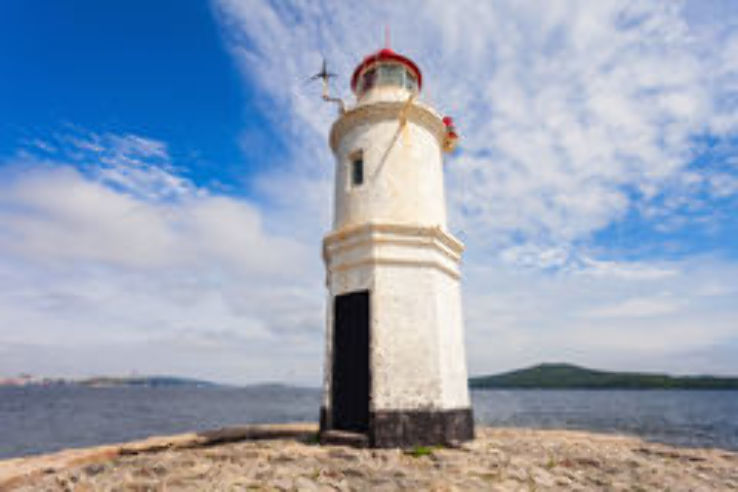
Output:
top-left (1, 1), bottom-right (737, 384)
top-left (0, 0), bottom-right (283, 191)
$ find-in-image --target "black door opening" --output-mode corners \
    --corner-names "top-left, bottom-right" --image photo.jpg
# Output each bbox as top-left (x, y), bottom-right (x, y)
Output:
top-left (331, 290), bottom-right (370, 432)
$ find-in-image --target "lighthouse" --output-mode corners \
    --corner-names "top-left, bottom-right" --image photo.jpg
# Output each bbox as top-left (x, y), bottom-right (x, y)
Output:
top-left (319, 46), bottom-right (474, 448)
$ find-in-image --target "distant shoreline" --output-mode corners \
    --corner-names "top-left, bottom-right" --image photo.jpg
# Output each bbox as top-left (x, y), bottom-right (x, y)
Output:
top-left (0, 375), bottom-right (221, 389)
top-left (3, 362), bottom-right (738, 389)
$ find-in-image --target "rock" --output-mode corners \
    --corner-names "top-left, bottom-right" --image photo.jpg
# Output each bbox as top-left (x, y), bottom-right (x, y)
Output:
top-left (327, 449), bottom-right (359, 461)
top-left (554, 475), bottom-right (573, 487)
top-left (341, 467), bottom-right (365, 478)
top-left (271, 453), bottom-right (296, 464)
top-left (574, 457), bottom-right (601, 467)
top-left (3, 425), bottom-right (737, 491)
top-left (272, 477), bottom-right (293, 491)
top-left (320, 430), bottom-right (368, 448)
top-left (83, 463), bottom-right (106, 476)
top-left (503, 466), bottom-right (528, 483)
top-left (369, 476), bottom-right (393, 487)
top-left (529, 467), bottom-right (556, 488)
top-left (295, 476), bottom-right (320, 491)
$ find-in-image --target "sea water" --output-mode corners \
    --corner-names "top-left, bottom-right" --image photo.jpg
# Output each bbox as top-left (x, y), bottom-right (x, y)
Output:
top-left (1, 386), bottom-right (736, 459)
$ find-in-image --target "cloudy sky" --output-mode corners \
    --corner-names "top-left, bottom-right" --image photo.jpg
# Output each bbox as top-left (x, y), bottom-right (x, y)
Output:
top-left (1, 0), bottom-right (737, 384)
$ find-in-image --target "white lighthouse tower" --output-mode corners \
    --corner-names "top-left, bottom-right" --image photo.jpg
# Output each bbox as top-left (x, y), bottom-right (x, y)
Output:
top-left (319, 46), bottom-right (473, 447)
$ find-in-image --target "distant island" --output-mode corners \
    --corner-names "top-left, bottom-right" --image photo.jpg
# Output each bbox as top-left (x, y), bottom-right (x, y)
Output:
top-left (469, 363), bottom-right (738, 389)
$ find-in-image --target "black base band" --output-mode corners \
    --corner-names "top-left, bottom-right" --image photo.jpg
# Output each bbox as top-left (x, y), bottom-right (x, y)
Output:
top-left (320, 406), bottom-right (474, 448)
top-left (369, 408), bottom-right (475, 448)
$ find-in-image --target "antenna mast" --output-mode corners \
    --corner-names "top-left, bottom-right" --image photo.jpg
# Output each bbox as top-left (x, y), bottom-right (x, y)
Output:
top-left (322, 81), bottom-right (345, 114)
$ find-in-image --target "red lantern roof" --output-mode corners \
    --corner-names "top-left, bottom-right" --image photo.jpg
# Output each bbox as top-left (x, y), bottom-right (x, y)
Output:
top-left (350, 48), bottom-right (423, 92)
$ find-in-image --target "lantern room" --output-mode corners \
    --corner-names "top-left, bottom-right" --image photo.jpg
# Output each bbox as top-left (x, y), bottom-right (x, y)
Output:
top-left (350, 48), bottom-right (422, 101)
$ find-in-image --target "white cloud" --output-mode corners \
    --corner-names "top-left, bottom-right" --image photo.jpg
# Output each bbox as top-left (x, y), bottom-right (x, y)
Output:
top-left (578, 297), bottom-right (682, 319)
top-left (0, 166), bottom-right (308, 275)
top-left (576, 258), bottom-right (678, 280)
top-left (461, 256), bottom-right (738, 376)
top-left (0, 133), bottom-right (323, 384)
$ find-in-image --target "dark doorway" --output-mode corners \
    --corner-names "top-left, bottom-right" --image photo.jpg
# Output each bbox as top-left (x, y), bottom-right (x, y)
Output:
top-left (331, 290), bottom-right (370, 432)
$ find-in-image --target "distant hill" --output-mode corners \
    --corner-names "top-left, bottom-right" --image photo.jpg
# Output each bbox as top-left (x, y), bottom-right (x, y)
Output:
top-left (80, 376), bottom-right (219, 388)
top-left (469, 363), bottom-right (738, 390)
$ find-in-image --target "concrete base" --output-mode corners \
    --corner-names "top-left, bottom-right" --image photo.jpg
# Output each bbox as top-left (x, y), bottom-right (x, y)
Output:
top-left (369, 408), bottom-right (474, 448)
top-left (320, 406), bottom-right (474, 448)
top-left (319, 430), bottom-right (369, 448)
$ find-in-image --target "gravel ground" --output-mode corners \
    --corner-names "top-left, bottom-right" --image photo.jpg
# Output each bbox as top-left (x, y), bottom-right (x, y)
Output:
top-left (5, 426), bottom-right (738, 491)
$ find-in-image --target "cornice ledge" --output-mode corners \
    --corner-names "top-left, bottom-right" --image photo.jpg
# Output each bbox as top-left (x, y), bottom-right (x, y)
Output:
top-left (329, 101), bottom-right (445, 152)
top-left (328, 257), bottom-right (461, 281)
top-left (324, 223), bottom-right (465, 255)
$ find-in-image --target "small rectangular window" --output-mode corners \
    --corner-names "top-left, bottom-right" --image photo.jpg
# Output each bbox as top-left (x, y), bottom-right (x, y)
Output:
top-left (351, 153), bottom-right (364, 186)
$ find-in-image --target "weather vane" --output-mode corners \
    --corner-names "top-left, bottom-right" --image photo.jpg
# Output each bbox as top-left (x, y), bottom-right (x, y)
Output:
top-left (308, 57), bottom-right (345, 113)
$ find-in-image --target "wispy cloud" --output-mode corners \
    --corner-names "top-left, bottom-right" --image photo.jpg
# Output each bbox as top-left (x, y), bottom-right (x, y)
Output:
top-left (214, 0), bottom-right (738, 255)
top-left (462, 255), bottom-right (738, 375)
top-left (579, 297), bottom-right (682, 319)
top-left (0, 131), bottom-right (323, 383)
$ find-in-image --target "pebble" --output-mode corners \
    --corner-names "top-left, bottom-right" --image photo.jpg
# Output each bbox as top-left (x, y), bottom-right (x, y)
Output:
top-left (294, 476), bottom-right (319, 491)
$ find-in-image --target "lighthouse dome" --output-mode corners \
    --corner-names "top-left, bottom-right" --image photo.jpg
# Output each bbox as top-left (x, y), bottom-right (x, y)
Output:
top-left (350, 48), bottom-right (422, 103)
